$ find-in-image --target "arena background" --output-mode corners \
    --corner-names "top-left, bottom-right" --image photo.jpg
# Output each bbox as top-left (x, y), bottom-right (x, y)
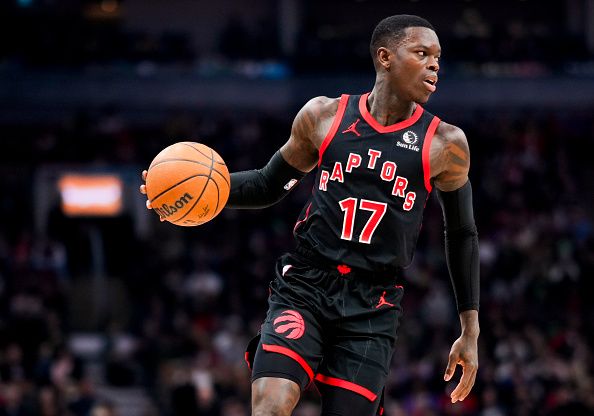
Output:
top-left (1, 0), bottom-right (593, 415)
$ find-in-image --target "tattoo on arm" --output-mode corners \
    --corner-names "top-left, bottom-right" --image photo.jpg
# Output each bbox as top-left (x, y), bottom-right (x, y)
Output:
top-left (431, 123), bottom-right (471, 192)
top-left (280, 97), bottom-right (338, 173)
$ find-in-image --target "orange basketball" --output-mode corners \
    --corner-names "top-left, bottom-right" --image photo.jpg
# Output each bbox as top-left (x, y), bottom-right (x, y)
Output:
top-left (145, 142), bottom-right (230, 227)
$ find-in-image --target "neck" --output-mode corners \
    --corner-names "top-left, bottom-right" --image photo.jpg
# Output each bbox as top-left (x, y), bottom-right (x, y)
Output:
top-left (367, 77), bottom-right (416, 126)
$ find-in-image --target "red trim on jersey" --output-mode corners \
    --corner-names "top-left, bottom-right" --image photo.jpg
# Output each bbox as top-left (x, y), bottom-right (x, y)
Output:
top-left (318, 94), bottom-right (350, 167)
top-left (244, 352), bottom-right (251, 370)
top-left (359, 93), bottom-right (424, 133)
top-left (293, 202), bottom-right (312, 233)
top-left (262, 344), bottom-right (314, 381)
top-left (314, 374), bottom-right (378, 402)
top-left (421, 116), bottom-right (441, 192)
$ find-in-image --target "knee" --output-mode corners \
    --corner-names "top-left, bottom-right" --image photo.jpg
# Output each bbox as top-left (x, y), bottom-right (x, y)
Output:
top-left (252, 394), bottom-right (283, 416)
top-left (252, 401), bottom-right (288, 416)
top-left (252, 377), bottom-right (300, 416)
top-left (252, 396), bottom-right (293, 416)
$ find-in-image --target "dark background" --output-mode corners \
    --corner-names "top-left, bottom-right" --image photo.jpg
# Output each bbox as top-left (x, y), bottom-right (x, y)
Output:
top-left (0, 0), bottom-right (593, 415)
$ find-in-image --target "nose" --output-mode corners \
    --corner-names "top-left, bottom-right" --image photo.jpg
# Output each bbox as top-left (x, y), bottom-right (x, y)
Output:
top-left (428, 56), bottom-right (439, 72)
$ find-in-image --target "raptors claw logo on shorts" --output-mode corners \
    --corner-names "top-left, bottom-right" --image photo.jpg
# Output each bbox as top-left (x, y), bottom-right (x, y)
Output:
top-left (273, 310), bottom-right (305, 339)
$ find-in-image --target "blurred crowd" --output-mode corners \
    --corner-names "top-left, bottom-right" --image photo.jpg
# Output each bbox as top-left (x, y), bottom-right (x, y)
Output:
top-left (1, 1), bottom-right (591, 76)
top-left (0, 103), bottom-right (592, 416)
top-left (1, 0), bottom-right (593, 414)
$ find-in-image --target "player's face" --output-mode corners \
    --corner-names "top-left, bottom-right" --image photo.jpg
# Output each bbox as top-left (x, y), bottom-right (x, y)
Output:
top-left (388, 27), bottom-right (441, 104)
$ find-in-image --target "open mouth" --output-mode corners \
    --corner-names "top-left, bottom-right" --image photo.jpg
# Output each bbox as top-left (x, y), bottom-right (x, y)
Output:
top-left (423, 77), bottom-right (437, 92)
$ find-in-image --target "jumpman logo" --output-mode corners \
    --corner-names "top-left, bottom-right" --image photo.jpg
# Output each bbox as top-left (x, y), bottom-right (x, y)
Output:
top-left (375, 291), bottom-right (394, 309)
top-left (342, 118), bottom-right (361, 136)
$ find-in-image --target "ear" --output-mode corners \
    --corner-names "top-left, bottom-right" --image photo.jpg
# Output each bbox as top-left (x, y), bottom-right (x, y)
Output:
top-left (376, 47), bottom-right (391, 71)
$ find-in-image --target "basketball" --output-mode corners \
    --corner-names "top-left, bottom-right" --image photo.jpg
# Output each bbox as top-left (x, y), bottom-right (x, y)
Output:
top-left (145, 142), bottom-right (230, 227)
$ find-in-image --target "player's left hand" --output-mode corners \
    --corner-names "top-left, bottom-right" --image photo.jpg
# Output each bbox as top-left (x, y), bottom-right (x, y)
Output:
top-left (444, 333), bottom-right (478, 403)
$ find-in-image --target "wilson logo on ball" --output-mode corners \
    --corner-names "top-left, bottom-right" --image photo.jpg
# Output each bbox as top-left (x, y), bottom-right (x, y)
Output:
top-left (153, 192), bottom-right (194, 218)
top-left (273, 310), bottom-right (305, 339)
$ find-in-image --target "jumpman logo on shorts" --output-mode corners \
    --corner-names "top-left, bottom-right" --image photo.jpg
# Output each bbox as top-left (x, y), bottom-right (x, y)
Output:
top-left (342, 118), bottom-right (361, 137)
top-left (375, 291), bottom-right (394, 309)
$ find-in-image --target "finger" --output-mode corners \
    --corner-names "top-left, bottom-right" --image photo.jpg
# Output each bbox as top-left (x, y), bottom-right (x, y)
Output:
top-left (139, 184), bottom-right (147, 195)
top-left (142, 170), bottom-right (148, 181)
top-left (444, 354), bottom-right (457, 382)
top-left (450, 364), bottom-right (477, 403)
top-left (159, 216), bottom-right (165, 222)
top-left (455, 366), bottom-right (477, 402)
top-left (449, 362), bottom-right (467, 402)
top-left (450, 381), bottom-right (466, 402)
top-left (146, 200), bottom-right (152, 209)
top-left (451, 381), bottom-right (467, 402)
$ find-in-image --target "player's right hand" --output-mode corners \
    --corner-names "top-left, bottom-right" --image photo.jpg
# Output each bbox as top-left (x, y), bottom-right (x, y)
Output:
top-left (139, 170), bottom-right (151, 208)
top-left (139, 170), bottom-right (165, 221)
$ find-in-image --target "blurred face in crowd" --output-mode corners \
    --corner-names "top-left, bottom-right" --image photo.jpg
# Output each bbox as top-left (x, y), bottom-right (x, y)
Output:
top-left (91, 405), bottom-right (115, 416)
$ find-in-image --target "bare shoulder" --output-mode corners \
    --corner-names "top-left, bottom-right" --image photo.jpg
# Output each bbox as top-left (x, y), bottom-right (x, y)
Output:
top-left (303, 95), bottom-right (340, 113)
top-left (294, 96), bottom-right (341, 137)
top-left (430, 120), bottom-right (470, 192)
top-left (435, 121), bottom-right (468, 144)
top-left (281, 96), bottom-right (341, 172)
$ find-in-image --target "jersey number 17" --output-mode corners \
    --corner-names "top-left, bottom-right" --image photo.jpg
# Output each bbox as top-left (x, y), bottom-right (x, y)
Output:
top-left (339, 198), bottom-right (387, 244)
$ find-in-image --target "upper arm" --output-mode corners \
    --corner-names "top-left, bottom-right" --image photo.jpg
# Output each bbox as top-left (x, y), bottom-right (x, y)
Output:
top-left (280, 96), bottom-right (339, 173)
top-left (429, 122), bottom-right (471, 192)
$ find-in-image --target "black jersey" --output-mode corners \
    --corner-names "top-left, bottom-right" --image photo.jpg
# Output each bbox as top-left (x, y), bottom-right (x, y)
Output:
top-left (293, 93), bottom-right (441, 273)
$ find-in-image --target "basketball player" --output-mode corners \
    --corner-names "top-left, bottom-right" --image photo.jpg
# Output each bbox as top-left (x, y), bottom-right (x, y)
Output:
top-left (141, 15), bottom-right (479, 416)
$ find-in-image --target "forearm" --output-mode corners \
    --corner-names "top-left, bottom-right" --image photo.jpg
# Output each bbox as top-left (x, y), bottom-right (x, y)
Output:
top-left (226, 151), bottom-right (307, 209)
top-left (436, 180), bottom-right (480, 312)
top-left (444, 222), bottom-right (480, 311)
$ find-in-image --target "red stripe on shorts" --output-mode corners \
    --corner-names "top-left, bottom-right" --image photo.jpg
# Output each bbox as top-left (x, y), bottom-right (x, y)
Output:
top-left (315, 373), bottom-right (378, 402)
top-left (262, 344), bottom-right (314, 382)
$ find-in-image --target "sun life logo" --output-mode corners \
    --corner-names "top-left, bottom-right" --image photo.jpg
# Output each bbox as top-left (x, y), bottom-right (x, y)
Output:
top-left (402, 131), bottom-right (418, 145)
top-left (397, 130), bottom-right (420, 152)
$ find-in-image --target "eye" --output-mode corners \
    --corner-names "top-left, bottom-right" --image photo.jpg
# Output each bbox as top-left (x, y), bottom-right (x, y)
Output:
top-left (416, 51), bottom-right (427, 57)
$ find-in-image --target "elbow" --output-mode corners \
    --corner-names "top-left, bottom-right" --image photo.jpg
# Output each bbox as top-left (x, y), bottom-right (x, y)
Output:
top-left (444, 224), bottom-right (478, 240)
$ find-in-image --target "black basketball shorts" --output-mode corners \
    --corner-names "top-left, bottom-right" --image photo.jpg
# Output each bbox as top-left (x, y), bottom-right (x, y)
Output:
top-left (245, 251), bottom-right (404, 410)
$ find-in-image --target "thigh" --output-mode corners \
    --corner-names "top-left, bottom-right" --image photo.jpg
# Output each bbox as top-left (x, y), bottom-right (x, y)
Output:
top-left (250, 255), bottom-right (327, 390)
top-left (316, 285), bottom-right (403, 411)
top-left (252, 376), bottom-right (301, 416)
